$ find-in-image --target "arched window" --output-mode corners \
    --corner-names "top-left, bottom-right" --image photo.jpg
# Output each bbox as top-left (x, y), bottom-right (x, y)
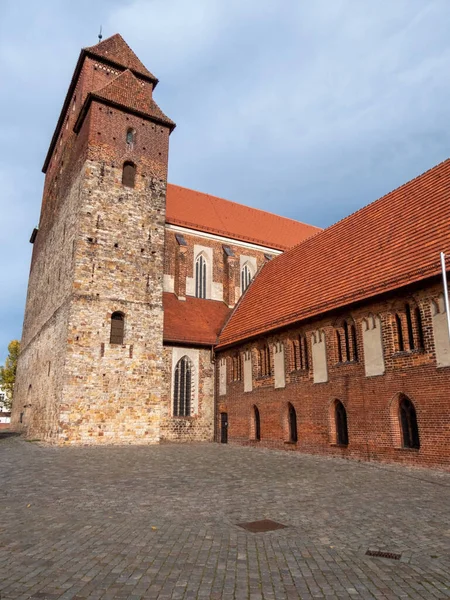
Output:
top-left (415, 306), bottom-right (425, 350)
top-left (395, 313), bottom-right (404, 351)
top-left (288, 403), bottom-right (298, 443)
top-left (173, 356), bottom-right (193, 417)
top-left (399, 396), bottom-right (420, 449)
top-left (122, 161), bottom-right (136, 188)
top-left (254, 405), bottom-right (261, 441)
top-left (241, 263), bottom-right (253, 293)
top-left (335, 400), bottom-right (348, 446)
top-left (126, 128), bottom-right (136, 145)
top-left (195, 254), bottom-right (207, 298)
top-left (110, 312), bottom-right (125, 344)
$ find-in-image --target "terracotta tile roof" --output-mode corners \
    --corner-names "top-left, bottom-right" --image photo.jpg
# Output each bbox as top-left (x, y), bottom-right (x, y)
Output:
top-left (85, 34), bottom-right (157, 82)
top-left (89, 69), bottom-right (175, 129)
top-left (217, 159), bottom-right (450, 348)
top-left (166, 184), bottom-right (321, 251)
top-left (163, 293), bottom-right (231, 345)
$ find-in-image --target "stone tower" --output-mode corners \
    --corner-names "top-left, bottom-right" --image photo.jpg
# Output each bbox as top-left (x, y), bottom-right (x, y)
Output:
top-left (11, 35), bottom-right (175, 443)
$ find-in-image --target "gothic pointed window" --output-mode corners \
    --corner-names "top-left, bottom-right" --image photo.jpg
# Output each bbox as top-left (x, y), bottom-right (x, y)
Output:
top-left (241, 263), bottom-right (253, 293)
top-left (173, 356), bottom-right (193, 417)
top-left (399, 396), bottom-right (420, 449)
top-left (195, 254), bottom-right (207, 298)
top-left (122, 161), bottom-right (136, 188)
top-left (288, 403), bottom-right (298, 443)
top-left (110, 312), bottom-right (125, 344)
top-left (335, 400), bottom-right (348, 446)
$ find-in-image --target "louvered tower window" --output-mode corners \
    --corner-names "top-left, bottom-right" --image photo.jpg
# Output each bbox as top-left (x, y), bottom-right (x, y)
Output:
top-left (195, 254), bottom-right (206, 298)
top-left (173, 356), bottom-right (192, 417)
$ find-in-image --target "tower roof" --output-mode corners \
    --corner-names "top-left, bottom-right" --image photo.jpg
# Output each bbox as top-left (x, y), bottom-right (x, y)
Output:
top-left (84, 34), bottom-right (158, 84)
top-left (217, 158), bottom-right (450, 348)
top-left (75, 69), bottom-right (175, 132)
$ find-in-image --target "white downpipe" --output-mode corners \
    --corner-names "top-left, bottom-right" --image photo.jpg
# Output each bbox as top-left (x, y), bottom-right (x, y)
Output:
top-left (440, 252), bottom-right (450, 341)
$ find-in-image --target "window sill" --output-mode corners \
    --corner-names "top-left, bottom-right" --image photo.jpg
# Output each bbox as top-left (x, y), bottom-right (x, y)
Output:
top-left (394, 446), bottom-right (420, 452)
top-left (392, 349), bottom-right (425, 358)
top-left (284, 441), bottom-right (297, 445)
top-left (255, 375), bottom-right (272, 381)
top-left (335, 361), bottom-right (359, 366)
top-left (330, 443), bottom-right (348, 448)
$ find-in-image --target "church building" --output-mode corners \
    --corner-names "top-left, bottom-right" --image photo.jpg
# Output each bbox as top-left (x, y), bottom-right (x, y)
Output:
top-left (11, 35), bottom-right (450, 470)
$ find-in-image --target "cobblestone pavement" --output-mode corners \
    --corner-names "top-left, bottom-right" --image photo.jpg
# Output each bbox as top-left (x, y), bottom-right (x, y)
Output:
top-left (1, 434), bottom-right (450, 600)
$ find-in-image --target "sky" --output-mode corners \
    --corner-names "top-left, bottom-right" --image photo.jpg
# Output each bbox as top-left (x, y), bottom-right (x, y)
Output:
top-left (1, 0), bottom-right (450, 363)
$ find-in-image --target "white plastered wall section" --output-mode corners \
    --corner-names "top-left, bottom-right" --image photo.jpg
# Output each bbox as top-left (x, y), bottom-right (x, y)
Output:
top-left (163, 274), bottom-right (174, 293)
top-left (243, 351), bottom-right (253, 392)
top-left (219, 358), bottom-right (227, 396)
top-left (171, 347), bottom-right (200, 415)
top-left (432, 295), bottom-right (450, 367)
top-left (186, 245), bottom-right (223, 301)
top-left (362, 315), bottom-right (385, 376)
top-left (273, 342), bottom-right (286, 388)
top-left (312, 330), bottom-right (328, 383)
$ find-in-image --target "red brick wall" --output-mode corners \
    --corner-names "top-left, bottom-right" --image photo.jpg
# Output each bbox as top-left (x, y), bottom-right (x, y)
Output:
top-left (216, 280), bottom-right (450, 470)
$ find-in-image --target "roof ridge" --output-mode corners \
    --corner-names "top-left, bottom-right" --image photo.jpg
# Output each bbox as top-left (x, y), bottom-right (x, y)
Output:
top-left (167, 183), bottom-right (322, 231)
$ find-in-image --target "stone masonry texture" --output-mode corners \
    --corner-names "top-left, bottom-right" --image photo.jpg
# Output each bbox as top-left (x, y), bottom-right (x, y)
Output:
top-left (1, 435), bottom-right (450, 599)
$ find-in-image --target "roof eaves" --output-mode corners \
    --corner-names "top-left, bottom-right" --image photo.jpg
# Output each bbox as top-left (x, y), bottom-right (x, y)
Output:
top-left (216, 262), bottom-right (444, 350)
top-left (84, 49), bottom-right (159, 87)
top-left (73, 93), bottom-right (176, 134)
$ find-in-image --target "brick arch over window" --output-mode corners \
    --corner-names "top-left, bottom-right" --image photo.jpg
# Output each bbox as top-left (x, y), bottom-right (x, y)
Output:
top-left (389, 393), bottom-right (420, 449)
top-left (110, 311), bottom-right (125, 344)
top-left (329, 399), bottom-right (349, 446)
top-left (392, 301), bottom-right (425, 352)
top-left (126, 127), bottom-right (136, 146)
top-left (335, 318), bottom-right (358, 362)
top-left (173, 356), bottom-right (193, 417)
top-left (122, 161), bottom-right (136, 188)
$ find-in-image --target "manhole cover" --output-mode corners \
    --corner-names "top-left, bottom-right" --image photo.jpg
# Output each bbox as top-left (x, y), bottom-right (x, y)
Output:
top-left (366, 550), bottom-right (402, 560)
top-left (237, 519), bottom-right (287, 533)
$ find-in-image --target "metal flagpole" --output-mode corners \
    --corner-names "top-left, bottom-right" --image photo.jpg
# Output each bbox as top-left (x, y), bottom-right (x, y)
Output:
top-left (440, 252), bottom-right (450, 340)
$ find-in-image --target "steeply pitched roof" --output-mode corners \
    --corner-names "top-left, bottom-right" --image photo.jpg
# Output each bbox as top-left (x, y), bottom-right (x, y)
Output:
top-left (84, 34), bottom-right (157, 83)
top-left (217, 159), bottom-right (450, 348)
top-left (83, 69), bottom-right (175, 130)
top-left (163, 293), bottom-right (231, 346)
top-left (166, 184), bottom-right (321, 251)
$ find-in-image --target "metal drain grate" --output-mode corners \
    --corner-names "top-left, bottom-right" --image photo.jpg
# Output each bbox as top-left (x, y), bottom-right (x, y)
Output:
top-left (366, 550), bottom-right (402, 560)
top-left (237, 519), bottom-right (287, 533)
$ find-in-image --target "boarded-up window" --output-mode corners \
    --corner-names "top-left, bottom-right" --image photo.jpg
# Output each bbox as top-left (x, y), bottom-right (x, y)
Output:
top-left (110, 312), bottom-right (125, 344)
top-left (122, 161), bottom-right (136, 188)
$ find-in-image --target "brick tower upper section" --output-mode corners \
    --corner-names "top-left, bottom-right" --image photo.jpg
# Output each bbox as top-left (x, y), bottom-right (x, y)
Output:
top-left (39, 34), bottom-right (174, 242)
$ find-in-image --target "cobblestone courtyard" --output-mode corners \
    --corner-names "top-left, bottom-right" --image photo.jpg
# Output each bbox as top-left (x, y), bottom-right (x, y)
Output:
top-left (1, 435), bottom-right (450, 599)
